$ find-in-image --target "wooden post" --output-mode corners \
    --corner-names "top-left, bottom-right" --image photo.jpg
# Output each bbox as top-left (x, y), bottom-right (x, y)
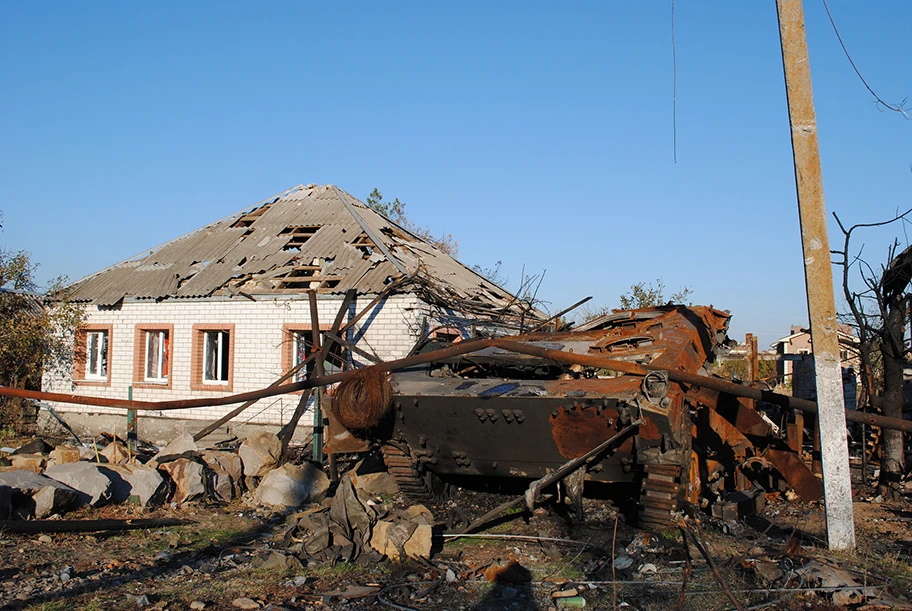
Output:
top-left (777, 0), bottom-right (856, 550)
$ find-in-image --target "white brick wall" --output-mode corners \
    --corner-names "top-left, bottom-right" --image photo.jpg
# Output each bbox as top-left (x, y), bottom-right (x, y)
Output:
top-left (43, 293), bottom-right (427, 426)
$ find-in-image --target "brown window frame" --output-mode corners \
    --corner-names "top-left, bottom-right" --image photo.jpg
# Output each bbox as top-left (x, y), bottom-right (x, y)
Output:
top-left (191, 323), bottom-right (235, 392)
top-left (281, 324), bottom-right (346, 393)
top-left (133, 324), bottom-right (174, 389)
top-left (74, 324), bottom-right (113, 387)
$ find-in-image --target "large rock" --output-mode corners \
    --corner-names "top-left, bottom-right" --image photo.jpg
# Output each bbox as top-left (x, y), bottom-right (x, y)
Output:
top-left (253, 463), bottom-right (329, 509)
top-left (153, 433), bottom-right (199, 462)
top-left (0, 470), bottom-right (79, 518)
top-left (204, 461), bottom-right (233, 502)
top-left (44, 462), bottom-right (113, 506)
top-left (238, 432), bottom-right (282, 478)
top-left (159, 458), bottom-right (206, 504)
top-left (10, 453), bottom-right (46, 473)
top-left (100, 441), bottom-right (130, 465)
top-left (403, 524), bottom-right (433, 559)
top-left (99, 464), bottom-right (167, 506)
top-left (202, 451), bottom-right (244, 499)
top-left (369, 519), bottom-right (433, 560)
top-left (48, 445), bottom-right (82, 466)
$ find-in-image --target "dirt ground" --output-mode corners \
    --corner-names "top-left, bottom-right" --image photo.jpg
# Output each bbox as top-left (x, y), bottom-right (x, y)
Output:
top-left (3, 467), bottom-right (912, 611)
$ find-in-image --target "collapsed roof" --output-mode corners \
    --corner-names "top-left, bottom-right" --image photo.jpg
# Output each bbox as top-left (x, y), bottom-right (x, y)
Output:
top-left (70, 184), bottom-right (544, 324)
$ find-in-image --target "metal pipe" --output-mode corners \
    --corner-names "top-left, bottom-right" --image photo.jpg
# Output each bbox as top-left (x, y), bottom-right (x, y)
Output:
top-left (10, 336), bottom-right (912, 436)
top-left (0, 337), bottom-right (499, 411)
top-left (494, 339), bottom-right (912, 434)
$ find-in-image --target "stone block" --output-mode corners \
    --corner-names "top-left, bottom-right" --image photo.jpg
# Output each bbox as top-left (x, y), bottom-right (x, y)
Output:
top-left (44, 462), bottom-right (113, 507)
top-left (239, 432), bottom-right (282, 478)
top-left (0, 470), bottom-right (78, 518)
top-left (253, 463), bottom-right (329, 509)
top-left (99, 464), bottom-right (167, 506)
top-left (10, 454), bottom-right (46, 473)
top-left (159, 458), bottom-right (206, 504)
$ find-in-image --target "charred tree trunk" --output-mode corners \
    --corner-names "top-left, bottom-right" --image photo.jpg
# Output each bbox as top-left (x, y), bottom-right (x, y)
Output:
top-left (878, 302), bottom-right (905, 498)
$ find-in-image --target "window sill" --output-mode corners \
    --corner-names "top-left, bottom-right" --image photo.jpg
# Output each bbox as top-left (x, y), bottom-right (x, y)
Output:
top-left (74, 378), bottom-right (111, 387)
top-left (132, 380), bottom-right (172, 390)
top-left (191, 381), bottom-right (233, 393)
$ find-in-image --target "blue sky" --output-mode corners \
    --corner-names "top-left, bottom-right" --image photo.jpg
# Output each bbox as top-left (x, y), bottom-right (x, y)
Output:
top-left (1, 2), bottom-right (909, 348)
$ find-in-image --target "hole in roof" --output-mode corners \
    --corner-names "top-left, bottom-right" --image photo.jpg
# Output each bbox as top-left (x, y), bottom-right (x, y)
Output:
top-left (230, 204), bottom-right (272, 228)
top-left (280, 226), bottom-right (321, 251)
top-left (381, 226), bottom-right (411, 241)
top-left (351, 232), bottom-right (377, 258)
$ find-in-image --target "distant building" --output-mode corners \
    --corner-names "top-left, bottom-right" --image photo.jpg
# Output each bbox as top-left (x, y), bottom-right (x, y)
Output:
top-left (772, 325), bottom-right (860, 408)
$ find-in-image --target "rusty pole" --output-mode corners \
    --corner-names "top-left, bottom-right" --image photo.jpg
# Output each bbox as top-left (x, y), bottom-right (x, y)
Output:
top-left (776, 0), bottom-right (855, 550)
top-left (750, 335), bottom-right (759, 383)
top-left (745, 333), bottom-right (757, 410)
top-left (745, 334), bottom-right (756, 383)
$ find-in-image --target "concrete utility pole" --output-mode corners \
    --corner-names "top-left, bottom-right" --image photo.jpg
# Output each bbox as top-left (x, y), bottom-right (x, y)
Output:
top-left (776, 0), bottom-right (856, 549)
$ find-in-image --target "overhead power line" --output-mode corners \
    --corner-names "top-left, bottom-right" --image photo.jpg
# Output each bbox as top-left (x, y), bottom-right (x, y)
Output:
top-left (821, 0), bottom-right (910, 119)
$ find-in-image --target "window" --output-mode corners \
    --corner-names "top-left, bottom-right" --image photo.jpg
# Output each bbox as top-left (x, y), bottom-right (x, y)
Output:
top-left (144, 330), bottom-right (169, 382)
top-left (282, 325), bottom-right (346, 386)
top-left (204, 331), bottom-right (230, 383)
top-left (133, 324), bottom-right (173, 389)
top-left (191, 324), bottom-right (234, 391)
top-left (86, 331), bottom-right (108, 380)
top-left (292, 331), bottom-right (309, 383)
top-left (75, 325), bottom-right (113, 385)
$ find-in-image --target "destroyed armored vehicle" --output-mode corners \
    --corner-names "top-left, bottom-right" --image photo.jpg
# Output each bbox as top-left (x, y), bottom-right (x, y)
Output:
top-left (330, 305), bottom-right (822, 529)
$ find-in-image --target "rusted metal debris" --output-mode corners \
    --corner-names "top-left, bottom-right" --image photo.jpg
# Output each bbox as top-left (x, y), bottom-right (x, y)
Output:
top-left (0, 304), bottom-right (890, 530)
top-left (326, 305), bottom-right (833, 529)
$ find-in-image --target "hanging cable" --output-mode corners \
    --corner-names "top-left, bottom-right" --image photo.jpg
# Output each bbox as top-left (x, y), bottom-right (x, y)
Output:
top-left (671, 0), bottom-right (678, 162)
top-left (821, 0), bottom-right (909, 119)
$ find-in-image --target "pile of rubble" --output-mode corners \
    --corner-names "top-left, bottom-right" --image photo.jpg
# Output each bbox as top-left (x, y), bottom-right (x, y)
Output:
top-left (0, 432), bottom-right (330, 519)
top-left (0, 432), bottom-right (439, 564)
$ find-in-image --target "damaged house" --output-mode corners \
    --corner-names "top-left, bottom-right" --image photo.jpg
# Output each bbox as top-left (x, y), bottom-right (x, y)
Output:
top-left (41, 184), bottom-right (544, 440)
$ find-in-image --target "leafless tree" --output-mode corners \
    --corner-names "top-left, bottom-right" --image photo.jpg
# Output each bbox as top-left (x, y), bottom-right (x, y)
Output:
top-left (832, 208), bottom-right (912, 497)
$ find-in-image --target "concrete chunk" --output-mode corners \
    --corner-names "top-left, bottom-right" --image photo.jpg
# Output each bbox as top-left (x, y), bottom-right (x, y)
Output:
top-left (202, 451), bottom-right (244, 498)
top-left (48, 445), bottom-right (82, 466)
top-left (253, 463), bottom-right (329, 509)
top-left (159, 458), bottom-right (206, 504)
top-left (100, 441), bottom-right (130, 465)
top-left (44, 462), bottom-right (113, 507)
top-left (0, 470), bottom-right (79, 518)
top-left (99, 464), bottom-right (167, 506)
top-left (238, 432), bottom-right (282, 478)
top-left (10, 453), bottom-right (46, 473)
top-left (154, 433), bottom-right (199, 462)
